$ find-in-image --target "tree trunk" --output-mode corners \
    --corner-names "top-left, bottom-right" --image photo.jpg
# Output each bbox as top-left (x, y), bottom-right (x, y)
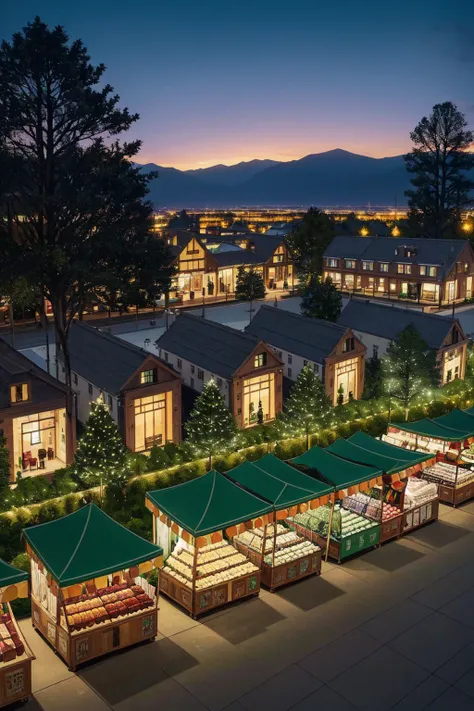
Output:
top-left (39, 294), bottom-right (50, 376)
top-left (8, 302), bottom-right (14, 349)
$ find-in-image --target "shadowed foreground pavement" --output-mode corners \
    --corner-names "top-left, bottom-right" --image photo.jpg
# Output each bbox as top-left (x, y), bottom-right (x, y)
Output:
top-left (21, 501), bottom-right (474, 711)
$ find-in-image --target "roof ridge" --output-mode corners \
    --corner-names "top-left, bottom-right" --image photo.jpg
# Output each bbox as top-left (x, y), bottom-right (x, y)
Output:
top-left (59, 503), bottom-right (93, 580)
top-left (179, 312), bottom-right (260, 343)
top-left (257, 305), bottom-right (345, 331)
top-left (73, 320), bottom-right (150, 358)
top-left (345, 299), bottom-right (458, 325)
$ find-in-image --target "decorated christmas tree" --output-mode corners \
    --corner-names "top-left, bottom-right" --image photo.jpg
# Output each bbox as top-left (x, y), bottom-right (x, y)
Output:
top-left (185, 379), bottom-right (237, 469)
top-left (73, 399), bottom-right (128, 496)
top-left (284, 364), bottom-right (332, 449)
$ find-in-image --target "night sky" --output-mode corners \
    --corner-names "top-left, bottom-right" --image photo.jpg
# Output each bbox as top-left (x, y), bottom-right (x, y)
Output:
top-left (3, 0), bottom-right (474, 169)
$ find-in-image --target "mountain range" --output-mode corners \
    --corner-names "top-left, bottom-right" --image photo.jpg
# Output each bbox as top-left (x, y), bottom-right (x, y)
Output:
top-left (139, 149), bottom-right (411, 208)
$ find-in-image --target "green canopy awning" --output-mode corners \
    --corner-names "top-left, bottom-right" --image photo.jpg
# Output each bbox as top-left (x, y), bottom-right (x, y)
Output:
top-left (146, 470), bottom-right (272, 538)
top-left (464, 406), bottom-right (474, 417)
top-left (0, 559), bottom-right (28, 588)
top-left (327, 437), bottom-right (430, 475)
top-left (291, 446), bottom-right (381, 489)
top-left (23, 504), bottom-right (163, 588)
top-left (226, 455), bottom-right (333, 509)
top-left (433, 409), bottom-right (474, 437)
top-left (393, 418), bottom-right (467, 442)
top-left (348, 432), bottom-right (432, 466)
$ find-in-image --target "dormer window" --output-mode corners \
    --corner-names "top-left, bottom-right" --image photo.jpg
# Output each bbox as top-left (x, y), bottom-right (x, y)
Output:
top-left (10, 383), bottom-right (29, 403)
top-left (140, 368), bottom-right (157, 385)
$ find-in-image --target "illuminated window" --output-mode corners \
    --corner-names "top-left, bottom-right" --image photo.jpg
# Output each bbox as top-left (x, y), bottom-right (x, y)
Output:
top-left (397, 264), bottom-right (412, 275)
top-left (420, 265), bottom-right (436, 277)
top-left (254, 353), bottom-right (267, 368)
top-left (362, 261), bottom-right (373, 271)
top-left (134, 393), bottom-right (167, 451)
top-left (379, 263), bottom-right (389, 272)
top-left (243, 373), bottom-right (275, 426)
top-left (140, 369), bottom-right (157, 385)
top-left (342, 337), bottom-right (355, 353)
top-left (10, 383), bottom-right (29, 404)
top-left (345, 260), bottom-right (356, 269)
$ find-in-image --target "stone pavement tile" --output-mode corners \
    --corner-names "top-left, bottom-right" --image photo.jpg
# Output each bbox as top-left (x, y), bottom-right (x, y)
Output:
top-left (79, 638), bottom-right (196, 706)
top-left (362, 598), bottom-right (434, 644)
top-left (166, 623), bottom-right (235, 664)
top-left (426, 687), bottom-right (474, 710)
top-left (388, 611), bottom-right (474, 672)
top-left (238, 663), bottom-right (321, 711)
top-left (276, 569), bottom-right (348, 612)
top-left (19, 621), bottom-right (75, 693)
top-left (329, 646), bottom-right (429, 711)
top-left (434, 641), bottom-right (474, 684)
top-left (203, 596), bottom-right (286, 645)
top-left (299, 629), bottom-right (381, 683)
top-left (157, 596), bottom-right (200, 638)
top-left (407, 518), bottom-right (471, 550)
top-left (438, 588), bottom-right (474, 628)
top-left (390, 675), bottom-right (448, 711)
top-left (34, 677), bottom-right (110, 711)
top-left (221, 703), bottom-right (246, 711)
top-left (411, 564), bottom-right (474, 610)
top-left (290, 684), bottom-right (357, 711)
top-left (112, 676), bottom-right (209, 711)
top-left (454, 665), bottom-right (474, 700)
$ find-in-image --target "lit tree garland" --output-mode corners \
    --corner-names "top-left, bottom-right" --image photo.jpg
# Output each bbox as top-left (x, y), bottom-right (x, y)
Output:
top-left (73, 398), bottom-right (128, 499)
top-left (282, 364), bottom-right (332, 449)
top-left (382, 325), bottom-right (440, 419)
top-left (185, 379), bottom-right (237, 469)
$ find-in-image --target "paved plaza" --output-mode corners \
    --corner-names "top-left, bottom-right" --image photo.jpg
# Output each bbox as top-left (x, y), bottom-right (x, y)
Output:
top-left (21, 500), bottom-right (474, 711)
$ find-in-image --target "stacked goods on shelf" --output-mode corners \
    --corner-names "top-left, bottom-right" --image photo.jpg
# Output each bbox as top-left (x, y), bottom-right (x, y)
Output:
top-left (404, 479), bottom-right (437, 509)
top-left (0, 559), bottom-right (34, 707)
top-left (235, 525), bottom-right (320, 566)
top-left (343, 493), bottom-right (400, 522)
top-left (63, 583), bottom-right (154, 633)
top-left (0, 606), bottom-right (25, 662)
top-left (292, 504), bottom-right (379, 542)
top-left (422, 462), bottom-right (474, 487)
top-left (163, 542), bottom-right (258, 592)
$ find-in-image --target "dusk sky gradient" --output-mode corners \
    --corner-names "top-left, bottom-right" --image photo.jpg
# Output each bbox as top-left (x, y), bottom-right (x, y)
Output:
top-left (3, 0), bottom-right (474, 169)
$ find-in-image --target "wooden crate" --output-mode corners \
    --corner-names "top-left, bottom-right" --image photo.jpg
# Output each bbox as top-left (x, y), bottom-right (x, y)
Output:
top-left (260, 550), bottom-right (322, 591)
top-left (402, 498), bottom-right (439, 534)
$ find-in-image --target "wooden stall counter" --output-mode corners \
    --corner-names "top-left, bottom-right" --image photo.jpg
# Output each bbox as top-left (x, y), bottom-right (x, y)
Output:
top-left (0, 604), bottom-right (34, 708)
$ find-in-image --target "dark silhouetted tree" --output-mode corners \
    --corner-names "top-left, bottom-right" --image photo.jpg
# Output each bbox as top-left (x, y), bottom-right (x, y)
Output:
top-left (286, 208), bottom-right (335, 282)
top-left (300, 276), bottom-right (342, 322)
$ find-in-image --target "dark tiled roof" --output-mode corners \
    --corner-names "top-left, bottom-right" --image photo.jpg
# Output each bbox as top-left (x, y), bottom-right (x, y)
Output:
top-left (324, 236), bottom-right (469, 278)
top-left (61, 322), bottom-right (150, 394)
top-left (245, 305), bottom-right (348, 363)
top-left (157, 313), bottom-right (261, 378)
top-left (0, 339), bottom-right (67, 410)
top-left (338, 299), bottom-right (464, 350)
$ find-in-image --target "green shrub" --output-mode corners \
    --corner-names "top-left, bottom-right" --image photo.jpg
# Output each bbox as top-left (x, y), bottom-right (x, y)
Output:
top-left (147, 446), bottom-right (171, 471)
top-left (11, 553), bottom-right (30, 573)
top-left (64, 494), bottom-right (79, 515)
top-left (38, 500), bottom-right (62, 523)
top-left (125, 516), bottom-right (152, 541)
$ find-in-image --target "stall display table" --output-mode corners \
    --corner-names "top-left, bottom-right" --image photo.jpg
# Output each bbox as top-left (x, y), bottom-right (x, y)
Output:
top-left (422, 463), bottom-right (474, 506)
top-left (234, 525), bottom-right (321, 592)
top-left (0, 603), bottom-right (34, 708)
top-left (23, 504), bottom-right (162, 670)
top-left (161, 541), bottom-right (260, 617)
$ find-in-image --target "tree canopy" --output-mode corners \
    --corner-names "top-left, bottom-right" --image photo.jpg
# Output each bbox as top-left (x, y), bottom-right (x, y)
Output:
top-left (300, 276), bottom-right (342, 322)
top-left (0, 17), bottom-right (174, 394)
top-left (185, 380), bottom-right (237, 469)
top-left (404, 102), bottom-right (474, 238)
top-left (235, 266), bottom-right (266, 302)
top-left (383, 325), bottom-right (440, 415)
top-left (286, 208), bottom-right (335, 282)
top-left (283, 364), bottom-right (331, 448)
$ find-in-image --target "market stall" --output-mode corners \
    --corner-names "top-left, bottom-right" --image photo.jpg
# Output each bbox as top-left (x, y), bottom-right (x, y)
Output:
top-left (23, 504), bottom-right (162, 670)
top-left (290, 445), bottom-right (383, 562)
top-left (226, 454), bottom-right (332, 590)
top-left (0, 560), bottom-right (34, 707)
top-left (326, 433), bottom-right (438, 542)
top-left (145, 470), bottom-right (273, 617)
top-left (384, 409), bottom-right (474, 505)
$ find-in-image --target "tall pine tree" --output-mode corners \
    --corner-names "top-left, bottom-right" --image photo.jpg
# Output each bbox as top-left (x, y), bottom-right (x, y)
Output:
top-left (382, 325), bottom-right (439, 418)
top-left (283, 364), bottom-right (332, 449)
top-left (73, 399), bottom-right (128, 499)
top-left (300, 276), bottom-right (342, 322)
top-left (185, 380), bottom-right (237, 469)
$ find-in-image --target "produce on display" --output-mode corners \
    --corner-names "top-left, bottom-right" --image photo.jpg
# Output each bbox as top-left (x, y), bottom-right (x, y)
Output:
top-left (292, 504), bottom-right (378, 541)
top-left (0, 606), bottom-right (25, 662)
top-left (235, 523), bottom-right (320, 566)
top-left (163, 542), bottom-right (259, 591)
top-left (422, 462), bottom-right (474, 487)
top-left (63, 582), bottom-right (154, 633)
top-left (404, 478), bottom-right (437, 509)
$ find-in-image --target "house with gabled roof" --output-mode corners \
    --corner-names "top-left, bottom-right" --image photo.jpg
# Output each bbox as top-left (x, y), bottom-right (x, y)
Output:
top-left (0, 339), bottom-right (76, 481)
top-left (323, 236), bottom-right (474, 305)
top-left (245, 305), bottom-right (366, 404)
top-left (156, 312), bottom-right (283, 429)
top-left (338, 299), bottom-right (468, 384)
top-left (55, 321), bottom-right (182, 452)
top-left (162, 230), bottom-right (295, 303)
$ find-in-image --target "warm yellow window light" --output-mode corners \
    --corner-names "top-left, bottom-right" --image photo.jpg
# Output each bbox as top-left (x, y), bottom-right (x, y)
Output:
top-left (360, 227), bottom-right (369, 237)
top-left (391, 225), bottom-right (401, 237)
